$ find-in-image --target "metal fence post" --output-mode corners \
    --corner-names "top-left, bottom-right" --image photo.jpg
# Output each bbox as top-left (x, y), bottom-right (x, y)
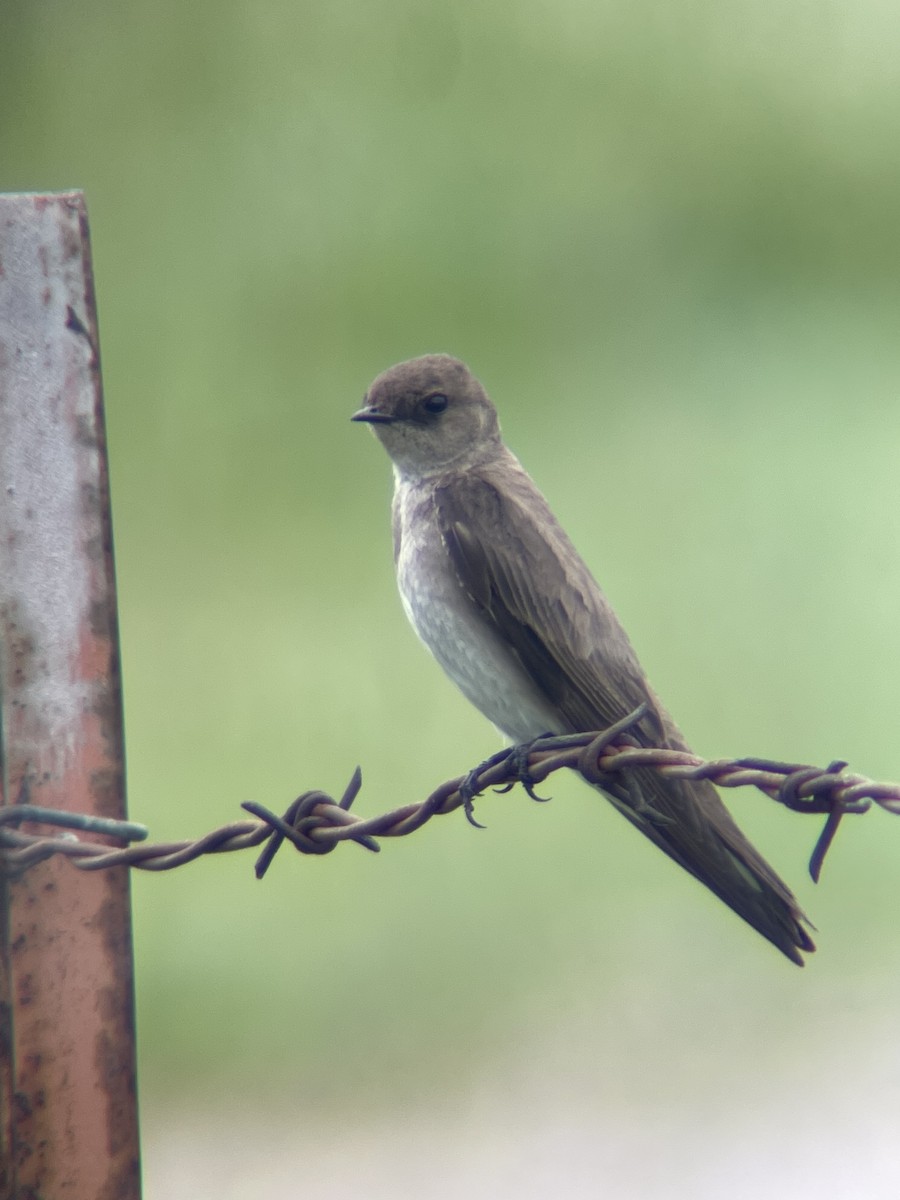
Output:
top-left (0, 192), bottom-right (141, 1199)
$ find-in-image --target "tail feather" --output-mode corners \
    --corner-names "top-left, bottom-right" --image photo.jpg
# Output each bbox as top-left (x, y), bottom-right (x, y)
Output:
top-left (600, 765), bottom-right (815, 965)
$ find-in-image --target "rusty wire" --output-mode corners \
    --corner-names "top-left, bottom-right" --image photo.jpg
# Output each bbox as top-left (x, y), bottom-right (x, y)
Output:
top-left (1, 706), bottom-right (897, 883)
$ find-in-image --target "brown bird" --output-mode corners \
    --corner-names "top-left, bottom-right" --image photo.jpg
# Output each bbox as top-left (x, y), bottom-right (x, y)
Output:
top-left (353, 354), bottom-right (814, 964)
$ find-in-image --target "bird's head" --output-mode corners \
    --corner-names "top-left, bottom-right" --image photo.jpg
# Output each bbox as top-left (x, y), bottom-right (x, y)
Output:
top-left (353, 354), bottom-right (502, 479)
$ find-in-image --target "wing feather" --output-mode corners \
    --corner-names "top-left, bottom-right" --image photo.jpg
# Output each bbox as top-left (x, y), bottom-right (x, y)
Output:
top-left (434, 469), bottom-right (666, 742)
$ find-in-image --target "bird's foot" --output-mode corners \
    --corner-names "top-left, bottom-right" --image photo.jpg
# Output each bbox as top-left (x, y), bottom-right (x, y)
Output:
top-left (458, 735), bottom-right (555, 826)
top-left (493, 733), bottom-right (555, 803)
top-left (458, 746), bottom-right (512, 828)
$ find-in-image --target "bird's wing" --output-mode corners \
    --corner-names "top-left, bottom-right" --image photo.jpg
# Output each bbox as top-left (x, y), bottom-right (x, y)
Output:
top-left (432, 467), bottom-right (667, 744)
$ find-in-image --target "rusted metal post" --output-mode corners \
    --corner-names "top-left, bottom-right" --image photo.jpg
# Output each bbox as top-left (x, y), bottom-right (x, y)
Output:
top-left (0, 193), bottom-right (141, 1199)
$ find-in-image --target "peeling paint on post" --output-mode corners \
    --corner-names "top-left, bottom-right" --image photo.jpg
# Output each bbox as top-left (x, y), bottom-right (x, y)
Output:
top-left (0, 193), bottom-right (141, 1199)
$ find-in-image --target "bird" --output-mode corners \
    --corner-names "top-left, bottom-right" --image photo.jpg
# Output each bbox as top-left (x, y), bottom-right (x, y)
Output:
top-left (352, 353), bottom-right (814, 964)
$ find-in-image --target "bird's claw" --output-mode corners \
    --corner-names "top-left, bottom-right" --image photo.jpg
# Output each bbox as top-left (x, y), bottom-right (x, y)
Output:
top-left (494, 733), bottom-right (554, 803)
top-left (458, 734), bottom-right (555, 826)
top-left (459, 759), bottom-right (497, 828)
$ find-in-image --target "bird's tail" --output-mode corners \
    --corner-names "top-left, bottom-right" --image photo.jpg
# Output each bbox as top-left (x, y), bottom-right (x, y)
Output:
top-left (600, 765), bottom-right (815, 965)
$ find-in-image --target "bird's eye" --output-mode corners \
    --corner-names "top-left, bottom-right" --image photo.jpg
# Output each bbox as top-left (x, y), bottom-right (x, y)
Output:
top-left (422, 393), bottom-right (448, 414)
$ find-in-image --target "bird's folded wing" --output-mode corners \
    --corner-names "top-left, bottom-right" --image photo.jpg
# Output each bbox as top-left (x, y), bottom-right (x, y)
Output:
top-left (432, 470), bottom-right (667, 745)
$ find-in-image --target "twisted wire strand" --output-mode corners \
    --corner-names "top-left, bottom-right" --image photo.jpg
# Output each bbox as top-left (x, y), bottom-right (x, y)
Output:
top-left (1, 706), bottom-right (897, 882)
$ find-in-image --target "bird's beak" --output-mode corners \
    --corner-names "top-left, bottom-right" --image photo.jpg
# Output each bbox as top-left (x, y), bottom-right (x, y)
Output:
top-left (351, 405), bottom-right (394, 424)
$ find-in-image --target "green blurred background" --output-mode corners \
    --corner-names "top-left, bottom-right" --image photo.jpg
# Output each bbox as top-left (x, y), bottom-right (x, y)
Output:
top-left (3, 1), bottom-right (900, 1195)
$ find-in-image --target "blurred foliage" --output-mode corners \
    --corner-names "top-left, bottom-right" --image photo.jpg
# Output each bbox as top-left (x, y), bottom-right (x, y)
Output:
top-left (2, 0), bottom-right (900, 1191)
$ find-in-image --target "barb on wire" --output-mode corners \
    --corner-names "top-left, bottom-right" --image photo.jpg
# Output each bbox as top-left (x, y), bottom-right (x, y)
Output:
top-left (1, 706), bottom-right (898, 883)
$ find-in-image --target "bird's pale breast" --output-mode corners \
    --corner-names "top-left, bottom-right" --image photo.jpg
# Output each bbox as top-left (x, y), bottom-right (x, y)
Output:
top-left (393, 478), bottom-right (561, 743)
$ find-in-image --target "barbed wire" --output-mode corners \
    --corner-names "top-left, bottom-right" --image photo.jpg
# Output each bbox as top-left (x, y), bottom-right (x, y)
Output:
top-left (1, 706), bottom-right (897, 883)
